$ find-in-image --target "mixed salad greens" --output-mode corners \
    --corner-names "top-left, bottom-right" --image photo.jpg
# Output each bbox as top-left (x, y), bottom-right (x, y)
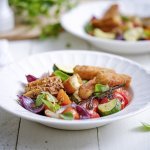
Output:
top-left (85, 4), bottom-right (150, 41)
top-left (18, 64), bottom-right (131, 120)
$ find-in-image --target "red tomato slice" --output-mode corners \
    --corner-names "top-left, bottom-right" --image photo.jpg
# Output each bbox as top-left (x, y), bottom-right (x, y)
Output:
top-left (113, 88), bottom-right (130, 109)
top-left (99, 98), bottom-right (109, 104)
top-left (113, 91), bottom-right (126, 109)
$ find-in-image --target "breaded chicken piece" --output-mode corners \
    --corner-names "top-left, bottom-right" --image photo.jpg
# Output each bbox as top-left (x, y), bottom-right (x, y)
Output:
top-left (103, 4), bottom-right (119, 19)
top-left (92, 16), bottom-right (122, 32)
top-left (91, 4), bottom-right (122, 32)
top-left (73, 65), bottom-right (115, 80)
top-left (78, 77), bottom-right (96, 100)
top-left (96, 71), bottom-right (131, 87)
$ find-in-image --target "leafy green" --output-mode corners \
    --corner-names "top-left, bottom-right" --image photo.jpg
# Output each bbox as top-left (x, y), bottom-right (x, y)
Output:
top-left (9, 0), bottom-right (77, 38)
top-left (85, 23), bottom-right (94, 34)
top-left (54, 70), bottom-right (70, 81)
top-left (60, 112), bottom-right (74, 120)
top-left (95, 84), bottom-right (109, 93)
top-left (36, 92), bottom-right (57, 106)
top-left (42, 99), bottom-right (60, 112)
top-left (36, 92), bottom-right (46, 106)
top-left (121, 16), bottom-right (130, 22)
top-left (35, 92), bottom-right (60, 112)
top-left (142, 122), bottom-right (150, 130)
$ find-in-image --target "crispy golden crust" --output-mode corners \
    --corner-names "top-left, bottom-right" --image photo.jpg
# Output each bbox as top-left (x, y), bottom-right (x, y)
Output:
top-left (63, 74), bottom-right (82, 94)
top-left (103, 4), bottom-right (119, 19)
top-left (96, 71), bottom-right (131, 87)
top-left (73, 65), bottom-right (115, 80)
top-left (78, 77), bottom-right (96, 100)
top-left (24, 76), bottom-right (64, 98)
top-left (91, 4), bottom-right (122, 32)
top-left (92, 16), bottom-right (122, 32)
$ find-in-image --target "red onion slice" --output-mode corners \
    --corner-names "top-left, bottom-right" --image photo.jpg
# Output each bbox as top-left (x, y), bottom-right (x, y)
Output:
top-left (76, 105), bottom-right (90, 119)
top-left (26, 75), bottom-right (38, 82)
top-left (18, 95), bottom-right (44, 114)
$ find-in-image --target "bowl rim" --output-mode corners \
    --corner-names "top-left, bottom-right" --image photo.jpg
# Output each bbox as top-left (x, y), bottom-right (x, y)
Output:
top-left (61, 1), bottom-right (150, 45)
top-left (0, 50), bottom-right (150, 126)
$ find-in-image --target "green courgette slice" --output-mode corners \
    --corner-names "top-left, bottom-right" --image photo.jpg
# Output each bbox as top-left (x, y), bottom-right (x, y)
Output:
top-left (53, 64), bottom-right (73, 75)
top-left (98, 99), bottom-right (121, 116)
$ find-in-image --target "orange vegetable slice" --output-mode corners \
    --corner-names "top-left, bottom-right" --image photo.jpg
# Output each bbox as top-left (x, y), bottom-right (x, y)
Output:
top-left (57, 89), bottom-right (72, 106)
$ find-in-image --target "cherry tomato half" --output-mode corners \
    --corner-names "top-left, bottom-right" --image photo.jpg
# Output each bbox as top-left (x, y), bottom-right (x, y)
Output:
top-left (99, 98), bottom-right (109, 104)
top-left (113, 88), bottom-right (130, 109)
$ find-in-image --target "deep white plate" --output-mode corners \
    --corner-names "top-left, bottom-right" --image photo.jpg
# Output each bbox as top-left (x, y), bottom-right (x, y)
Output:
top-left (61, 1), bottom-right (150, 54)
top-left (0, 50), bottom-right (150, 130)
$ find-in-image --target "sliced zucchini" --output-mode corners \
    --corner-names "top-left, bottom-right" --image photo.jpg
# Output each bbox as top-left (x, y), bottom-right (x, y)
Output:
top-left (53, 64), bottom-right (73, 75)
top-left (98, 99), bottom-right (121, 116)
top-left (94, 28), bottom-right (115, 39)
top-left (123, 27), bottom-right (144, 41)
top-left (53, 70), bottom-right (70, 81)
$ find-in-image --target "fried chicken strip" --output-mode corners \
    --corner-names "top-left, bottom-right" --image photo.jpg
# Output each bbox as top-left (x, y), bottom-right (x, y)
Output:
top-left (103, 4), bottom-right (119, 19)
top-left (77, 65), bottom-right (131, 99)
top-left (96, 71), bottom-right (131, 87)
top-left (73, 65), bottom-right (115, 80)
top-left (91, 4), bottom-right (122, 32)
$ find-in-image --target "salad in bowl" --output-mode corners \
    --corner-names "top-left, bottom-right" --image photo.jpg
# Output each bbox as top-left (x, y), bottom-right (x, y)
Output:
top-left (18, 64), bottom-right (131, 120)
top-left (85, 4), bottom-right (150, 41)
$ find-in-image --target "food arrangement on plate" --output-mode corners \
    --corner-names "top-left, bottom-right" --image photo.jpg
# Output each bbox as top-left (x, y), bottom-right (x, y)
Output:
top-left (18, 64), bottom-right (131, 120)
top-left (85, 4), bottom-right (150, 41)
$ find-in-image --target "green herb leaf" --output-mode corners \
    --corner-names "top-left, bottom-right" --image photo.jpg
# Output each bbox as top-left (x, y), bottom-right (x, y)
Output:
top-left (95, 84), bottom-right (109, 93)
top-left (35, 92), bottom-right (60, 112)
top-left (54, 70), bottom-right (70, 81)
top-left (85, 22), bottom-right (94, 34)
top-left (36, 93), bottom-right (45, 107)
top-left (36, 92), bottom-right (57, 106)
top-left (142, 122), bottom-right (150, 130)
top-left (60, 112), bottom-right (74, 120)
top-left (42, 99), bottom-right (60, 112)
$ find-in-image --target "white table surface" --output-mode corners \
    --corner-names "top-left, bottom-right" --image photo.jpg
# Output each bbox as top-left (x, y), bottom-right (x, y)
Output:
top-left (0, 32), bottom-right (150, 150)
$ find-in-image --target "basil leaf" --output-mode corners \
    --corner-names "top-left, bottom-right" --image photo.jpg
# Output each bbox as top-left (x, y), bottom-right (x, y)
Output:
top-left (60, 112), bottom-right (74, 120)
top-left (36, 92), bottom-right (58, 107)
top-left (36, 93), bottom-right (45, 106)
top-left (95, 84), bottom-right (109, 93)
top-left (54, 70), bottom-right (70, 81)
top-left (94, 84), bottom-right (109, 97)
top-left (42, 99), bottom-right (60, 112)
top-left (142, 122), bottom-right (150, 130)
top-left (45, 92), bottom-right (58, 103)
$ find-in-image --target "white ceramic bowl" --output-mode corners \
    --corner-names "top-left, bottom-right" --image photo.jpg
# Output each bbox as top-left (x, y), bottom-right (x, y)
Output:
top-left (0, 50), bottom-right (150, 130)
top-left (61, 1), bottom-right (150, 54)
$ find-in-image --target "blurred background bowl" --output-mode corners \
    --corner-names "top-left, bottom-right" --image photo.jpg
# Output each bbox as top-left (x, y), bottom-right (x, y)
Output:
top-left (61, 1), bottom-right (150, 54)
